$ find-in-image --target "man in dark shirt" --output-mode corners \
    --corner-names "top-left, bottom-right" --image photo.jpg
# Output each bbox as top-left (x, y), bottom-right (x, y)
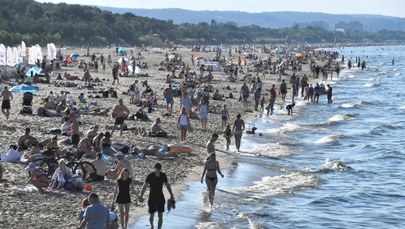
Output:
top-left (139, 163), bottom-right (174, 229)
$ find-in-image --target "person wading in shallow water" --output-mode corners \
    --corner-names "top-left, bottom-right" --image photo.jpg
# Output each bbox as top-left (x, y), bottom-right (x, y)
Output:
top-left (201, 153), bottom-right (224, 206)
top-left (232, 114), bottom-right (245, 152)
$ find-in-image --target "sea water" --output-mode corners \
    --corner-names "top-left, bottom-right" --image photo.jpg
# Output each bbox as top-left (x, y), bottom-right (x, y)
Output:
top-left (131, 45), bottom-right (405, 228)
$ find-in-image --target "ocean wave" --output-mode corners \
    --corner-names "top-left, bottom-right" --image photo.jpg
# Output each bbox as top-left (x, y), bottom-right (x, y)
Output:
top-left (363, 82), bottom-right (379, 88)
top-left (328, 114), bottom-right (357, 122)
top-left (370, 124), bottom-right (403, 135)
top-left (315, 134), bottom-right (345, 144)
top-left (265, 123), bottom-right (303, 134)
top-left (339, 101), bottom-right (371, 108)
top-left (250, 143), bottom-right (293, 157)
top-left (240, 172), bottom-right (318, 198)
top-left (306, 158), bottom-right (354, 173)
top-left (302, 114), bottom-right (356, 129)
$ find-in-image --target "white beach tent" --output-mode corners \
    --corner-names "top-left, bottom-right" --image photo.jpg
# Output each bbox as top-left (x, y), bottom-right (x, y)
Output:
top-left (47, 43), bottom-right (57, 59)
top-left (28, 47), bottom-right (36, 65)
top-left (34, 44), bottom-right (43, 61)
top-left (21, 41), bottom-right (26, 57)
top-left (6, 46), bottom-right (13, 66)
top-left (128, 65), bottom-right (142, 75)
top-left (0, 44), bottom-right (6, 66)
top-left (12, 47), bottom-right (19, 66)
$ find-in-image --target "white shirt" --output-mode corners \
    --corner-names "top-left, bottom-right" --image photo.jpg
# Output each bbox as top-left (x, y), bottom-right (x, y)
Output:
top-left (0, 149), bottom-right (22, 162)
top-left (60, 122), bottom-right (69, 134)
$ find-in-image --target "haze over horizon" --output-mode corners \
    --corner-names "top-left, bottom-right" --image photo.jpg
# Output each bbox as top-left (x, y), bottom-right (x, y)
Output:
top-left (35, 0), bottom-right (405, 18)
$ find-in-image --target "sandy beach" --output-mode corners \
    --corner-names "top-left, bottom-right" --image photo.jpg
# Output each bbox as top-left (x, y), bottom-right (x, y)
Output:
top-left (0, 44), bottom-right (333, 228)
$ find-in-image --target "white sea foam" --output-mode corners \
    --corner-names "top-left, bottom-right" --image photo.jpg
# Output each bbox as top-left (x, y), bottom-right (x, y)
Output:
top-left (265, 123), bottom-right (303, 134)
top-left (315, 134), bottom-right (344, 144)
top-left (363, 82), bottom-right (376, 87)
top-left (250, 143), bottom-right (292, 157)
top-left (394, 72), bottom-right (400, 76)
top-left (240, 172), bottom-right (318, 198)
top-left (328, 114), bottom-right (352, 122)
top-left (400, 105), bottom-right (405, 110)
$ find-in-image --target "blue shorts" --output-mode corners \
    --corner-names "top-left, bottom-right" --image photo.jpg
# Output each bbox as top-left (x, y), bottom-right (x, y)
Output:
top-left (165, 96), bottom-right (173, 104)
top-left (180, 124), bottom-right (188, 129)
top-left (199, 112), bottom-right (208, 120)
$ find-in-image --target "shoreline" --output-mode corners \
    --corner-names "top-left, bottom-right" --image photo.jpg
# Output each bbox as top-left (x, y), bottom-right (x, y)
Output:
top-left (0, 44), bottom-right (338, 228)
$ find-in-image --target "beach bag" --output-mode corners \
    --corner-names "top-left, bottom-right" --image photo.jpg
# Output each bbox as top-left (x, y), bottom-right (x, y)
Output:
top-left (20, 107), bottom-right (33, 114)
top-left (155, 131), bottom-right (167, 138)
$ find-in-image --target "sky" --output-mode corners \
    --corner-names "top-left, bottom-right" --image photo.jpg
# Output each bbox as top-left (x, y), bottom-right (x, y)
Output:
top-left (35, 0), bottom-right (405, 18)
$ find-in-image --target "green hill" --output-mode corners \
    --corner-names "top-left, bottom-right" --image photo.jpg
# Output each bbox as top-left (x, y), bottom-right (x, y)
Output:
top-left (0, 0), bottom-right (404, 46)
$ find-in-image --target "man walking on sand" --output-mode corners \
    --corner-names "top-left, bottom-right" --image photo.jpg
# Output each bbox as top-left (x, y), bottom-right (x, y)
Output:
top-left (79, 193), bottom-right (110, 229)
top-left (139, 163), bottom-right (174, 229)
top-left (111, 99), bottom-right (129, 137)
top-left (0, 86), bottom-right (13, 120)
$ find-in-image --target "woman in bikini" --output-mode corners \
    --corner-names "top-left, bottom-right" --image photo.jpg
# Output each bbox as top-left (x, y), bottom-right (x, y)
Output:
top-left (25, 162), bottom-right (49, 193)
top-left (201, 153), bottom-right (224, 206)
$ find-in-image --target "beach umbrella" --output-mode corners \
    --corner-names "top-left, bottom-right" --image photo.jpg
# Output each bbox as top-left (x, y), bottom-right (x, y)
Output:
top-left (70, 53), bottom-right (80, 61)
top-left (15, 62), bottom-right (29, 68)
top-left (25, 66), bottom-right (42, 77)
top-left (10, 84), bottom-right (39, 93)
top-left (118, 47), bottom-right (125, 52)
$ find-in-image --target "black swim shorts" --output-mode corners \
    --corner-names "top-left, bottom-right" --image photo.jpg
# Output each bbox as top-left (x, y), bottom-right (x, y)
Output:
top-left (115, 116), bottom-right (125, 125)
top-left (1, 100), bottom-right (10, 110)
top-left (71, 134), bottom-right (80, 145)
top-left (148, 199), bottom-right (165, 213)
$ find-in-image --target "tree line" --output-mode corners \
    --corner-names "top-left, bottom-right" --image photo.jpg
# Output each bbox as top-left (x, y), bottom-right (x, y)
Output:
top-left (0, 0), bottom-right (404, 47)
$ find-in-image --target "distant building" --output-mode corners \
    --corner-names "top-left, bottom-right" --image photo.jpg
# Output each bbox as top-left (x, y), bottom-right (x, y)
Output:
top-left (335, 21), bottom-right (363, 32)
top-left (293, 21), bottom-right (330, 30)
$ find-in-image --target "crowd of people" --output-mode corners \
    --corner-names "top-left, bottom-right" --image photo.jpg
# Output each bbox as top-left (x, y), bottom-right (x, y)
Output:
top-left (0, 45), bottom-right (345, 228)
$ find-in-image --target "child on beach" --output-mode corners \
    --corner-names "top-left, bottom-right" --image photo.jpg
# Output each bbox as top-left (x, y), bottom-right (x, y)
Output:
top-left (286, 103), bottom-right (295, 115)
top-left (223, 124), bottom-right (232, 150)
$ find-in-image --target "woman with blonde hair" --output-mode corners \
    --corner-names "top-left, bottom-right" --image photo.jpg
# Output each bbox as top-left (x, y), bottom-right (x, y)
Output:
top-left (111, 168), bottom-right (138, 229)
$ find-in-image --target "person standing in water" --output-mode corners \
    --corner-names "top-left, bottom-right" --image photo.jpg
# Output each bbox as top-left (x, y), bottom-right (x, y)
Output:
top-left (267, 84), bottom-right (277, 115)
top-left (223, 124), bottom-right (232, 150)
top-left (232, 114), bottom-right (245, 152)
top-left (201, 153), bottom-right (224, 206)
top-left (327, 84), bottom-right (333, 103)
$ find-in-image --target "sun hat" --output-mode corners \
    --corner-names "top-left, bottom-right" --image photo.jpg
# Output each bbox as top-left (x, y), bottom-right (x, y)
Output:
top-left (25, 162), bottom-right (36, 173)
top-left (58, 158), bottom-right (66, 164)
top-left (115, 151), bottom-right (124, 157)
